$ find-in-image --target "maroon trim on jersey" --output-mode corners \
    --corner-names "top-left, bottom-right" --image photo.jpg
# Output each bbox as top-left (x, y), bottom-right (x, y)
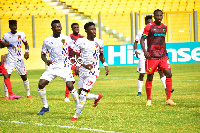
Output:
top-left (70, 34), bottom-right (84, 42)
top-left (143, 22), bottom-right (167, 59)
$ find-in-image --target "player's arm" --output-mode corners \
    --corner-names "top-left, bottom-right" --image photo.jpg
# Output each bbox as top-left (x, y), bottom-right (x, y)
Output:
top-left (41, 52), bottom-right (52, 66)
top-left (23, 41), bottom-right (29, 60)
top-left (134, 40), bottom-right (140, 58)
top-left (99, 53), bottom-right (109, 76)
top-left (0, 39), bottom-right (16, 51)
top-left (141, 24), bottom-right (151, 59)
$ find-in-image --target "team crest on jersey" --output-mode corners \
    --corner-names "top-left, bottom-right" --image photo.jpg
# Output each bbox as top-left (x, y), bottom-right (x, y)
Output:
top-left (18, 35), bottom-right (21, 38)
top-left (61, 39), bottom-right (65, 43)
top-left (163, 29), bottom-right (166, 32)
top-left (139, 68), bottom-right (141, 71)
top-left (95, 42), bottom-right (99, 47)
top-left (148, 68), bottom-right (152, 72)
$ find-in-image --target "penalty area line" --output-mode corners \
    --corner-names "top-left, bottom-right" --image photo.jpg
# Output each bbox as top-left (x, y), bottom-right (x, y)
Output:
top-left (0, 120), bottom-right (119, 133)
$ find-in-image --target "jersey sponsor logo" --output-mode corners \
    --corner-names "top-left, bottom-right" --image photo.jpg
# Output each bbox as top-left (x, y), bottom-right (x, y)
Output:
top-left (154, 34), bottom-right (165, 36)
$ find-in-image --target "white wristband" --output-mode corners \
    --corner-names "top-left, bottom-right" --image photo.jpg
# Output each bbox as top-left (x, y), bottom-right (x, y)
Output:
top-left (134, 49), bottom-right (137, 52)
top-left (25, 49), bottom-right (29, 52)
top-left (103, 62), bottom-right (108, 67)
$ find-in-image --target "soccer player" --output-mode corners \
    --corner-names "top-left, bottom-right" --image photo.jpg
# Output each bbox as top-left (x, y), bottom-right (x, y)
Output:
top-left (64, 23), bottom-right (84, 102)
top-left (134, 15), bottom-right (174, 97)
top-left (37, 20), bottom-right (79, 115)
top-left (71, 22), bottom-right (109, 121)
top-left (141, 9), bottom-right (176, 106)
top-left (2, 20), bottom-right (34, 99)
top-left (0, 40), bottom-right (22, 100)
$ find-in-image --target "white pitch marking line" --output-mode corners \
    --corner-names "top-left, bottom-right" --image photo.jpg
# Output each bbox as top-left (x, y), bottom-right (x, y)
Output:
top-left (0, 120), bottom-right (119, 133)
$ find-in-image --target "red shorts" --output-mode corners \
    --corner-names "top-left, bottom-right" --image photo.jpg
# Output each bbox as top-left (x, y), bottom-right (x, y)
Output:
top-left (145, 56), bottom-right (171, 74)
top-left (0, 64), bottom-right (8, 75)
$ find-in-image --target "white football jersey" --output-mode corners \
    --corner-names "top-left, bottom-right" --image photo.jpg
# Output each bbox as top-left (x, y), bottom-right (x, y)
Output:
top-left (135, 29), bottom-right (147, 59)
top-left (42, 34), bottom-right (74, 68)
top-left (2, 31), bottom-right (27, 62)
top-left (74, 37), bottom-right (104, 76)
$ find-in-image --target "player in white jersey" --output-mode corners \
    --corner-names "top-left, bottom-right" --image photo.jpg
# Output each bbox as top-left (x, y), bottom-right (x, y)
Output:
top-left (37, 20), bottom-right (79, 116)
top-left (2, 20), bottom-right (34, 99)
top-left (134, 16), bottom-right (174, 97)
top-left (71, 22), bottom-right (109, 121)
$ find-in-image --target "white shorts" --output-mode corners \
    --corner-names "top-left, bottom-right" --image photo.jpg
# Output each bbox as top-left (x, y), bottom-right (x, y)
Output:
top-left (40, 64), bottom-right (75, 82)
top-left (78, 72), bottom-right (97, 91)
top-left (137, 59), bottom-right (146, 73)
top-left (5, 58), bottom-right (27, 75)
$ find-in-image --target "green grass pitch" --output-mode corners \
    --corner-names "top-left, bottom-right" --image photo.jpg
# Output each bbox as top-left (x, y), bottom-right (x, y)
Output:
top-left (0, 63), bottom-right (199, 133)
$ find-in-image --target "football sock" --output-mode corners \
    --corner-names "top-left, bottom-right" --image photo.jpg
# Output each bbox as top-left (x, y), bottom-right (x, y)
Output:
top-left (73, 90), bottom-right (87, 118)
top-left (86, 93), bottom-right (98, 100)
top-left (70, 87), bottom-right (79, 106)
top-left (38, 88), bottom-right (48, 108)
top-left (166, 78), bottom-right (172, 100)
top-left (138, 80), bottom-right (143, 92)
top-left (65, 86), bottom-right (70, 98)
top-left (4, 82), bottom-right (8, 97)
top-left (161, 76), bottom-right (166, 89)
top-left (24, 79), bottom-right (30, 96)
top-left (146, 79), bottom-right (152, 101)
top-left (4, 78), bottom-right (13, 96)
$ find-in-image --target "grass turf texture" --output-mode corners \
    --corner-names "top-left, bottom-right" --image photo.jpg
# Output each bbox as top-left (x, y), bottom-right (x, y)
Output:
top-left (0, 63), bottom-right (199, 133)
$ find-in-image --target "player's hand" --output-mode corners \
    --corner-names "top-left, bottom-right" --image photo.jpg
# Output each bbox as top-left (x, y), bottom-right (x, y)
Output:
top-left (45, 60), bottom-right (53, 66)
top-left (24, 52), bottom-right (29, 60)
top-left (105, 66), bottom-right (109, 76)
top-left (11, 45), bottom-right (16, 52)
top-left (83, 64), bottom-right (93, 70)
top-left (144, 51), bottom-right (150, 59)
top-left (135, 51), bottom-right (140, 58)
top-left (75, 66), bottom-right (79, 75)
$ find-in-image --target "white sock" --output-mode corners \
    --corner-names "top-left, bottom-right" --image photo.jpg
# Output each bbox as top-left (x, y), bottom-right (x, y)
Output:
top-left (161, 76), bottom-right (166, 89)
top-left (73, 90), bottom-right (87, 118)
top-left (24, 79), bottom-right (30, 96)
top-left (4, 82), bottom-right (8, 97)
top-left (38, 88), bottom-right (48, 108)
top-left (86, 93), bottom-right (98, 100)
top-left (138, 80), bottom-right (143, 92)
top-left (70, 87), bottom-right (79, 107)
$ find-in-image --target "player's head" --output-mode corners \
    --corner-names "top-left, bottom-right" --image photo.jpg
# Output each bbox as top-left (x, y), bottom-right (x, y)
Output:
top-left (145, 15), bottom-right (153, 25)
top-left (51, 20), bottom-right (62, 35)
top-left (84, 22), bottom-right (96, 38)
top-left (71, 23), bottom-right (79, 35)
top-left (9, 20), bottom-right (17, 33)
top-left (153, 9), bottom-right (163, 24)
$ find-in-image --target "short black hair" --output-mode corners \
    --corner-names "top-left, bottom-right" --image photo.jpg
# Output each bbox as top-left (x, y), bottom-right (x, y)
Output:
top-left (71, 23), bottom-right (79, 28)
top-left (145, 15), bottom-right (152, 22)
top-left (84, 22), bottom-right (95, 30)
top-left (51, 20), bottom-right (60, 28)
top-left (9, 20), bottom-right (17, 26)
top-left (154, 9), bottom-right (163, 15)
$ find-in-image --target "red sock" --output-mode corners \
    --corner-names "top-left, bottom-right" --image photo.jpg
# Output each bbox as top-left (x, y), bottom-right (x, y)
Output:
top-left (146, 79), bottom-right (152, 100)
top-left (166, 78), bottom-right (172, 100)
top-left (65, 86), bottom-right (70, 98)
top-left (4, 78), bottom-right (13, 96)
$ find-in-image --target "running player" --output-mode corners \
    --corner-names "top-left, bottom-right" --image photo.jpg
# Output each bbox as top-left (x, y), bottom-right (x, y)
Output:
top-left (37, 20), bottom-right (79, 115)
top-left (134, 15), bottom-right (173, 97)
top-left (64, 23), bottom-right (84, 102)
top-left (71, 22), bottom-right (109, 121)
top-left (2, 20), bottom-right (34, 99)
top-left (0, 40), bottom-right (22, 100)
top-left (141, 9), bottom-right (176, 106)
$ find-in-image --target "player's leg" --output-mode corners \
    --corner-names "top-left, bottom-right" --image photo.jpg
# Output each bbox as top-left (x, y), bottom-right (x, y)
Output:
top-left (137, 59), bottom-right (146, 96)
top-left (72, 89), bottom-right (88, 121)
top-left (37, 79), bottom-right (49, 115)
top-left (158, 70), bottom-right (166, 89)
top-left (20, 74), bottom-right (34, 99)
top-left (66, 81), bottom-right (79, 107)
top-left (160, 57), bottom-right (176, 105)
top-left (64, 86), bottom-right (70, 102)
top-left (145, 59), bottom-right (158, 106)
